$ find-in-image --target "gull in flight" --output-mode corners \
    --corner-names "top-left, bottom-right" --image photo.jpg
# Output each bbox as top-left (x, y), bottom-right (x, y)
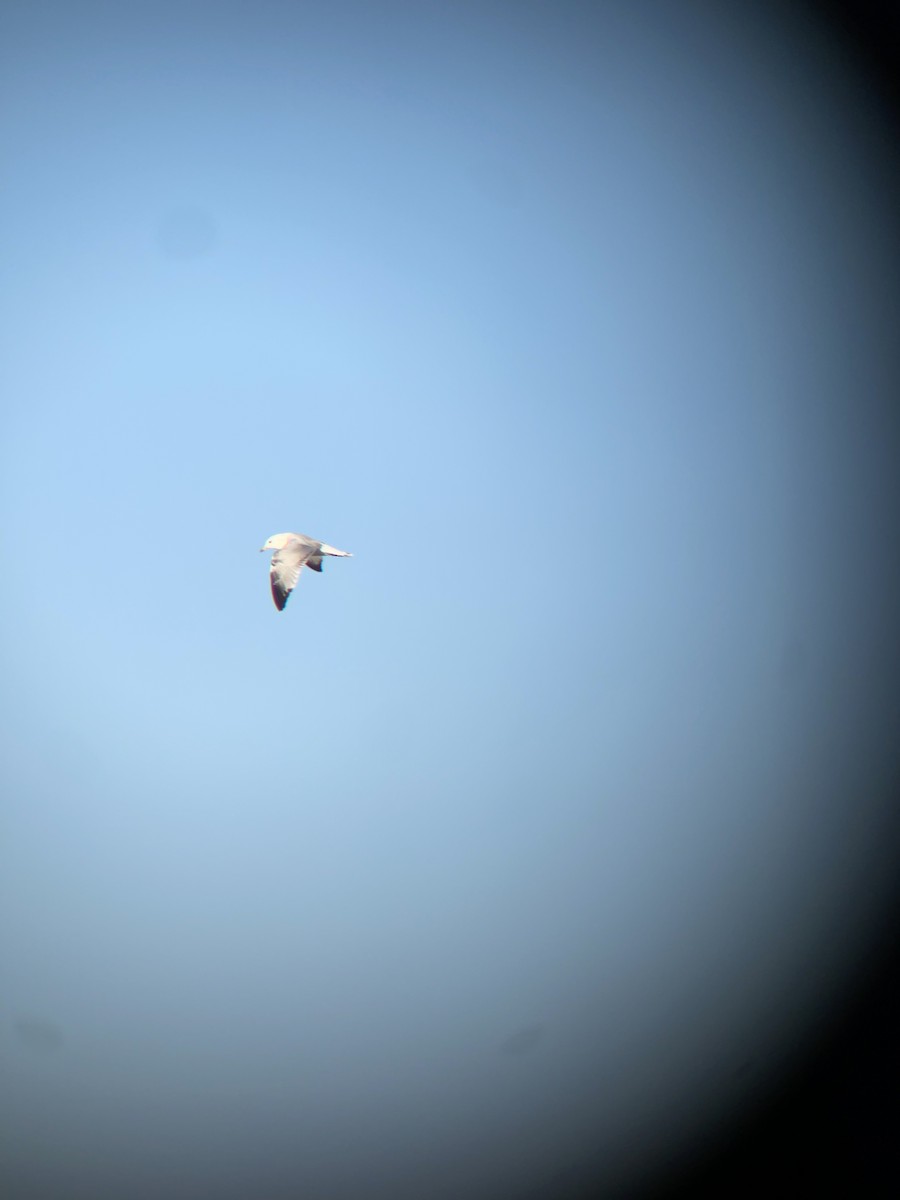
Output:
top-left (260, 532), bottom-right (352, 612)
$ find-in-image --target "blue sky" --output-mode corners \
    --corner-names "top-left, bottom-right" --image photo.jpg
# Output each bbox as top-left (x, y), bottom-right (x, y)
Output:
top-left (2, 3), bottom-right (899, 1197)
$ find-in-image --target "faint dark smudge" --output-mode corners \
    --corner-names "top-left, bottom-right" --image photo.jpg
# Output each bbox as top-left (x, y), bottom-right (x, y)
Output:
top-left (14, 1016), bottom-right (64, 1053)
top-left (156, 206), bottom-right (218, 260)
top-left (732, 1057), bottom-right (755, 1081)
top-left (500, 1023), bottom-right (545, 1056)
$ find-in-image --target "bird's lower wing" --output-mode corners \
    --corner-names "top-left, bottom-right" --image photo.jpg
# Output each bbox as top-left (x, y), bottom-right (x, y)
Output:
top-left (270, 545), bottom-right (315, 610)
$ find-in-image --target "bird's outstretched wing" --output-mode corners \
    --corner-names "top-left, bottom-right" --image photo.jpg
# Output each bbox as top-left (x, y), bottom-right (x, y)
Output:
top-left (270, 539), bottom-right (316, 610)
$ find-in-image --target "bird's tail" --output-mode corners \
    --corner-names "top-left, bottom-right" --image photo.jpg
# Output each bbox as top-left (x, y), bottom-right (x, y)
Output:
top-left (319, 544), bottom-right (352, 557)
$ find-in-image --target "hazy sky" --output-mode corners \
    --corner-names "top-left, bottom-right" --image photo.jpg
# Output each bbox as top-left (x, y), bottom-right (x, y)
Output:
top-left (2, 3), bottom-right (899, 1197)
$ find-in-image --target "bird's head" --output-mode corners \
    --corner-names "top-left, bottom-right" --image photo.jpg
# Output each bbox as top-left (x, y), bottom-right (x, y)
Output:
top-left (260, 533), bottom-right (292, 552)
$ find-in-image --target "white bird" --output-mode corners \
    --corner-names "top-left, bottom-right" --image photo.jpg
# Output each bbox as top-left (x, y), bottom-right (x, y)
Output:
top-left (260, 532), bottom-right (352, 612)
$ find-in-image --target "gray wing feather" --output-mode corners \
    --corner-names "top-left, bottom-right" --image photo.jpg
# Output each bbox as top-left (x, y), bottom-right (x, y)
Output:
top-left (270, 539), bottom-right (317, 610)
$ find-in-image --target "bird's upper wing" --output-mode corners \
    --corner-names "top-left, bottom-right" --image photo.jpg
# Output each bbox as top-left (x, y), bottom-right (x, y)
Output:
top-left (270, 539), bottom-right (317, 610)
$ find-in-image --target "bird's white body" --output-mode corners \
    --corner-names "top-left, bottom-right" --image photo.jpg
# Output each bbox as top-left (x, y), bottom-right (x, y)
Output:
top-left (260, 532), bottom-right (352, 611)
